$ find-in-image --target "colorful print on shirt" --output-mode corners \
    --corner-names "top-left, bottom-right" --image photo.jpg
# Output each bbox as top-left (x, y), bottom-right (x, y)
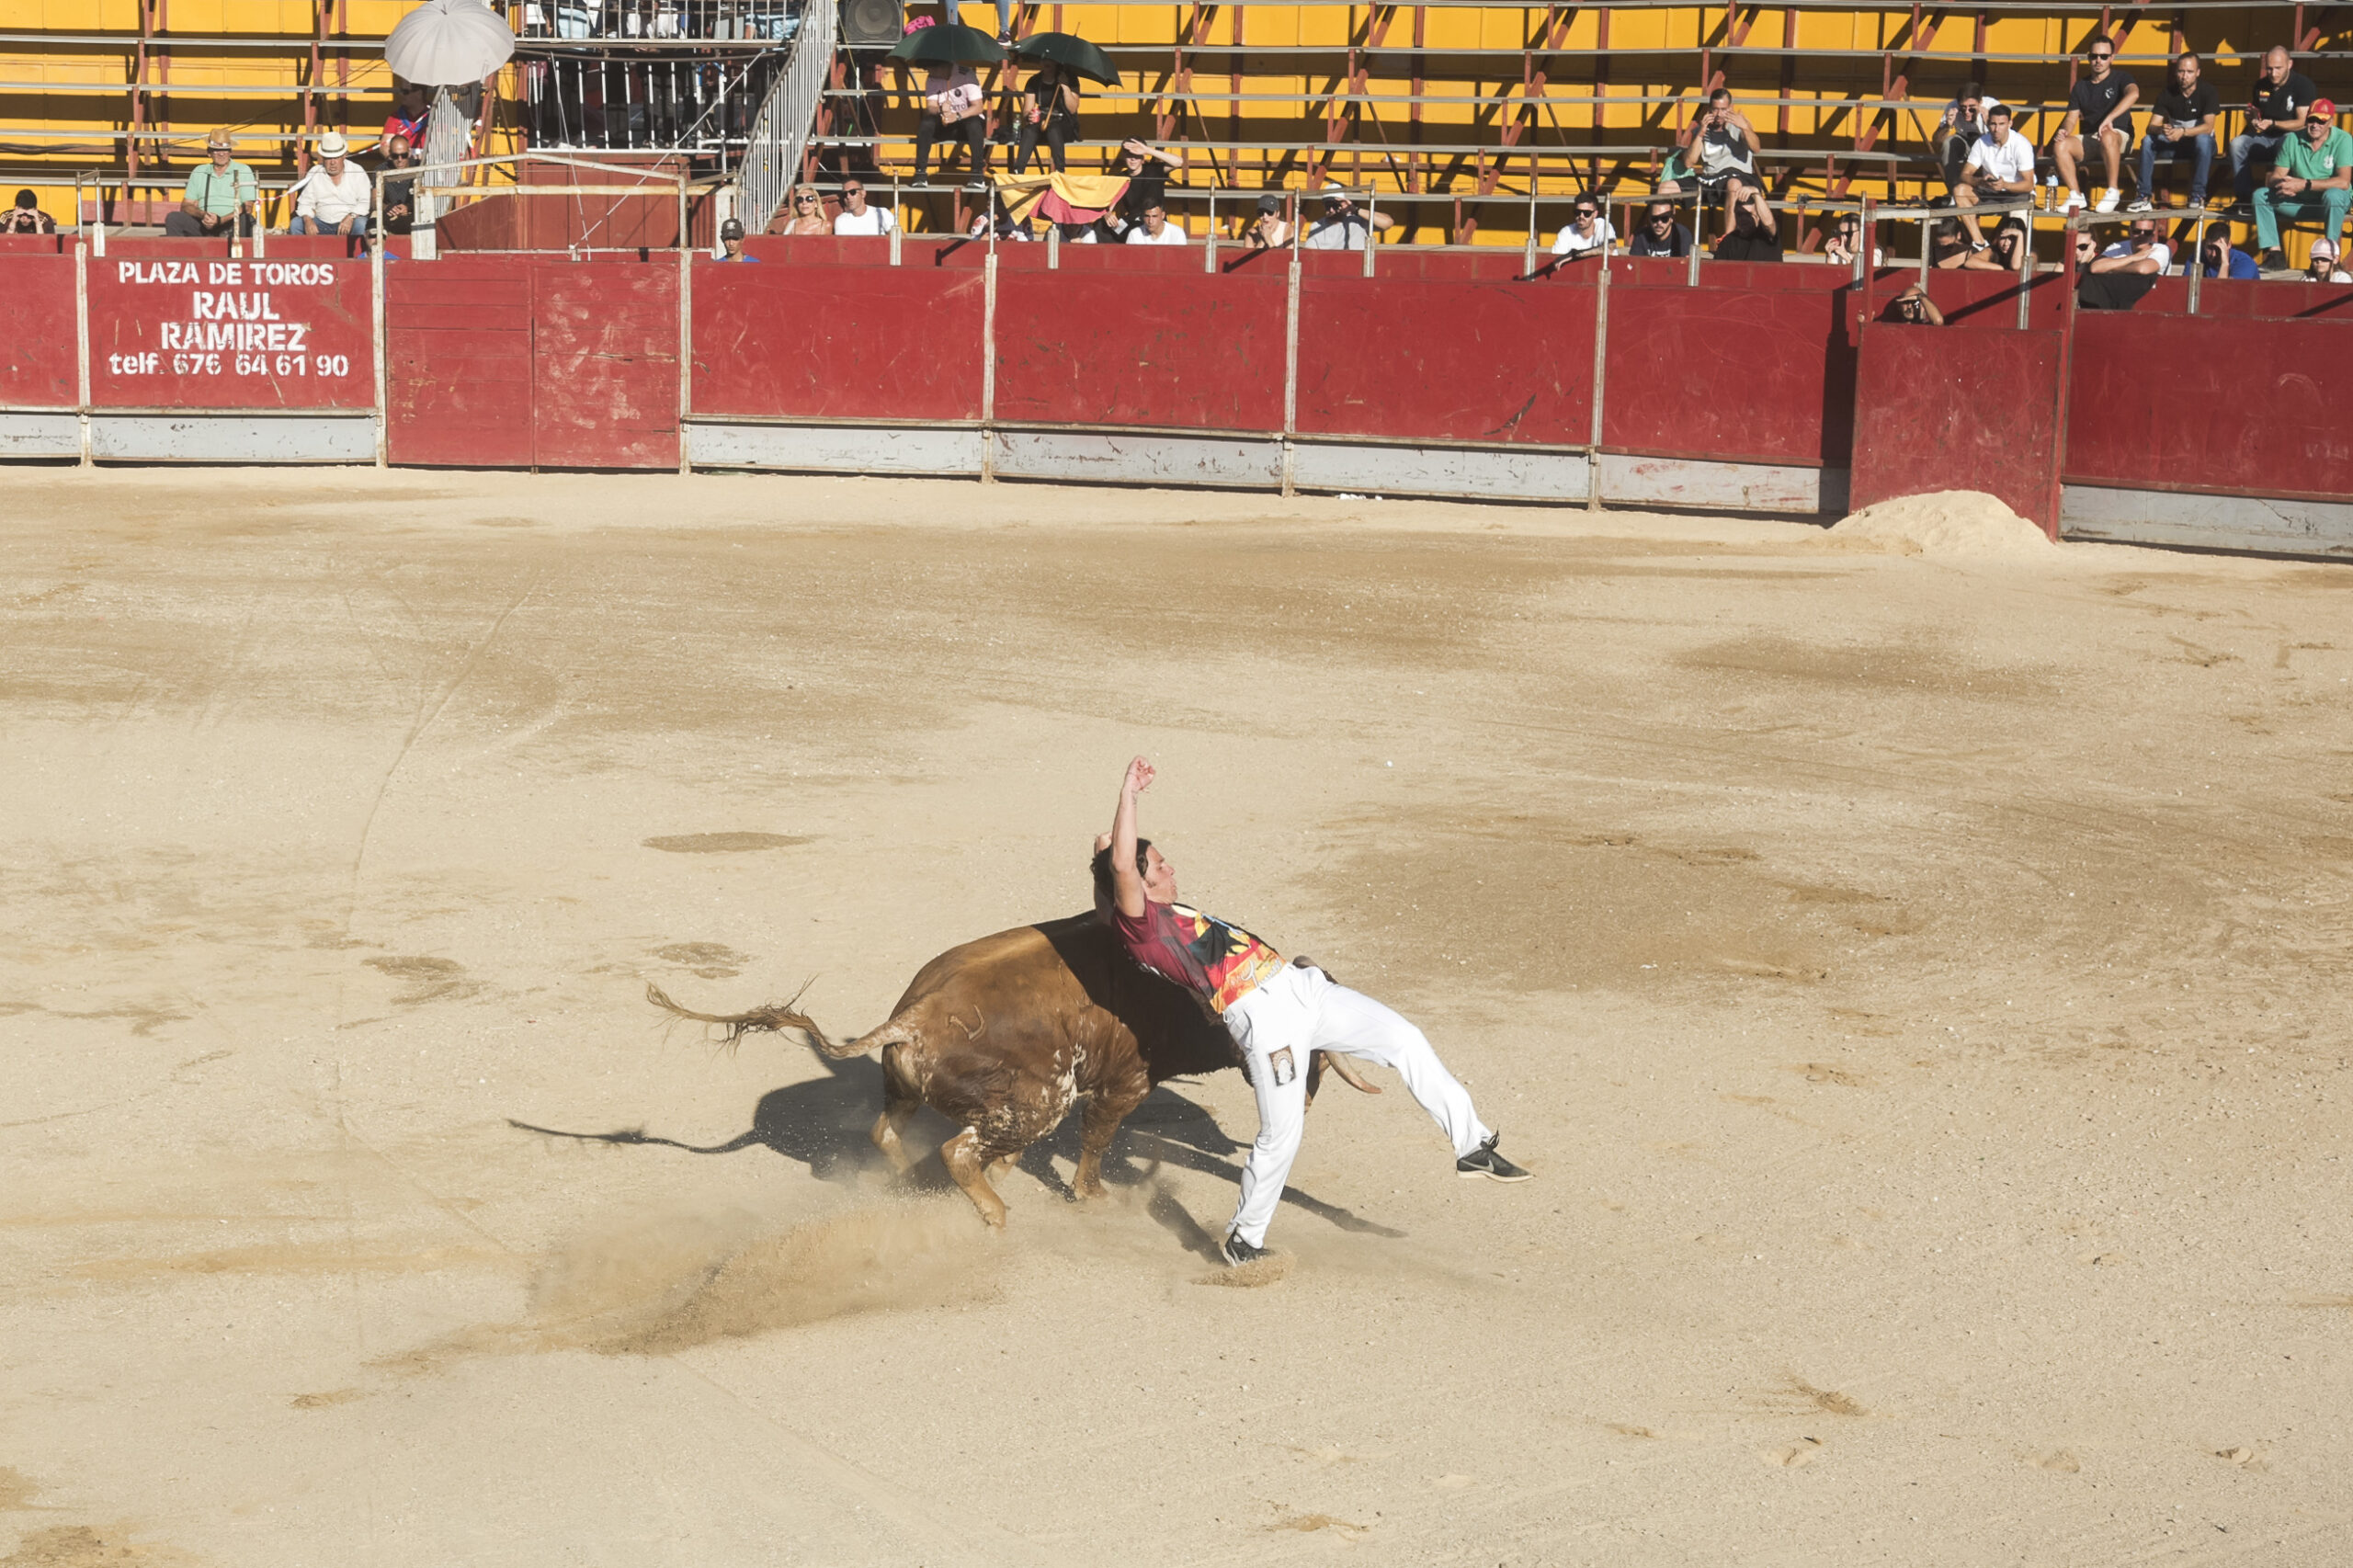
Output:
top-left (1112, 899), bottom-right (1287, 1016)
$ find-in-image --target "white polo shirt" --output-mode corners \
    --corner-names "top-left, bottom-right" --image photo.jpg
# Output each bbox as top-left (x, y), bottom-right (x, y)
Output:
top-left (1125, 222), bottom-right (1189, 244)
top-left (1966, 131), bottom-right (2036, 187)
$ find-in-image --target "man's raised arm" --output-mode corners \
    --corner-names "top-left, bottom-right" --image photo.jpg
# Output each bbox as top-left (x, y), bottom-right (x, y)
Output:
top-left (1108, 756), bottom-right (1154, 918)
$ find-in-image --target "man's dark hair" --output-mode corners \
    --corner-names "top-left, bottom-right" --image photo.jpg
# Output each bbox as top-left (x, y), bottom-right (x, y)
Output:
top-left (2176, 50), bottom-right (2200, 68)
top-left (1961, 80), bottom-right (1984, 103)
top-left (1987, 102), bottom-right (2012, 120)
top-left (12, 189), bottom-right (33, 210)
top-left (2082, 30), bottom-right (2113, 55)
top-left (1708, 86), bottom-right (1733, 107)
top-left (1091, 838), bottom-right (1154, 905)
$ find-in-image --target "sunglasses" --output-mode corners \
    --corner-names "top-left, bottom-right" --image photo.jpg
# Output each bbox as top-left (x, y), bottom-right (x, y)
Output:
top-left (2089, 51), bottom-right (2112, 60)
top-left (796, 194), bottom-right (818, 203)
top-left (843, 187), bottom-right (864, 196)
top-left (1574, 208), bottom-right (1597, 218)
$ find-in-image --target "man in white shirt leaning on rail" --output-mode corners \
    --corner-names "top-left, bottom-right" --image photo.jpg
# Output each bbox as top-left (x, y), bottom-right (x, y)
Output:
top-left (831, 177), bottom-right (898, 237)
top-left (1954, 104), bottom-right (2036, 252)
top-left (289, 132), bottom-right (372, 237)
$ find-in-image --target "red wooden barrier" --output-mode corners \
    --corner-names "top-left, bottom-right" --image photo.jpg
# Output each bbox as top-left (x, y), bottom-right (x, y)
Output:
top-left (1295, 276), bottom-right (1596, 445)
top-left (87, 254), bottom-right (373, 409)
top-left (1848, 321), bottom-right (2068, 533)
top-left (0, 254), bottom-right (77, 409)
top-left (1602, 267), bottom-right (1855, 468)
top-left (691, 261), bottom-right (984, 423)
top-left (532, 261), bottom-right (678, 468)
top-left (387, 259), bottom-right (532, 466)
top-left (2064, 311), bottom-right (2353, 503)
top-left (994, 267), bottom-right (1286, 431)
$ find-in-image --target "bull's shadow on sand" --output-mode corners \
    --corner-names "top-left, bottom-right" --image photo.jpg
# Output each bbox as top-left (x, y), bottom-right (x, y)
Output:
top-left (507, 1056), bottom-right (1404, 1257)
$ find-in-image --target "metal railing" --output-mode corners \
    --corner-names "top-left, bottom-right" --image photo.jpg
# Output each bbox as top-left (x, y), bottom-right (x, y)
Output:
top-left (733, 0), bottom-right (833, 235)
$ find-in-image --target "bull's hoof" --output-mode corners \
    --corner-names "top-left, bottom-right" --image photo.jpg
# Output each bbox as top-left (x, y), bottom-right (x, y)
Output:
top-left (1071, 1180), bottom-right (1108, 1203)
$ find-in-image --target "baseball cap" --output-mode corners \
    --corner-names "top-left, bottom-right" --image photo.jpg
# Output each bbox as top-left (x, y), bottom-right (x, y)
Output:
top-left (2314, 238), bottom-right (2339, 259)
top-left (2313, 97), bottom-right (2338, 120)
top-left (317, 131), bottom-right (348, 157)
top-left (719, 218), bottom-right (745, 240)
top-left (1256, 194), bottom-right (1281, 215)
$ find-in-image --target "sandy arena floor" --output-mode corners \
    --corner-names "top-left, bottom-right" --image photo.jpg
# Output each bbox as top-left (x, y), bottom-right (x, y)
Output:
top-left (3, 469), bottom-right (2348, 1567)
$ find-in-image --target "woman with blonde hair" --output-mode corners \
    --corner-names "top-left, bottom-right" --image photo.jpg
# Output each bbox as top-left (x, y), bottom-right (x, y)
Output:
top-left (773, 184), bottom-right (829, 235)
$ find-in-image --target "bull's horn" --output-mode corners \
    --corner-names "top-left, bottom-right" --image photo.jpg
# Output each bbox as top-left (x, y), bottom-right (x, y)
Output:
top-left (1305, 1049), bottom-right (1381, 1108)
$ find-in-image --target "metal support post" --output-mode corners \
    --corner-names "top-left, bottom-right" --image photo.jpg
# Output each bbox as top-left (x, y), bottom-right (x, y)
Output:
top-left (74, 242), bottom-right (91, 468)
top-left (676, 234), bottom-right (691, 475)
top-left (1281, 226), bottom-right (1301, 496)
top-left (981, 250), bottom-right (998, 483)
top-left (1362, 193), bottom-right (1377, 278)
top-left (372, 176), bottom-right (388, 468)
top-left (1586, 254), bottom-right (1610, 511)
top-left (2016, 206), bottom-right (2035, 330)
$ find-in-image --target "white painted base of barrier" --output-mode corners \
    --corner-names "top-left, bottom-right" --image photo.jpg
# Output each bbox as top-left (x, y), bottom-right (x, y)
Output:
top-left (992, 429), bottom-right (1285, 488)
top-left (2062, 484), bottom-right (2353, 560)
top-left (1290, 440), bottom-right (1589, 503)
top-left (89, 413), bottom-right (377, 464)
top-left (0, 410), bottom-right (80, 459)
top-left (1600, 453), bottom-right (1845, 515)
top-left (687, 421), bottom-right (983, 476)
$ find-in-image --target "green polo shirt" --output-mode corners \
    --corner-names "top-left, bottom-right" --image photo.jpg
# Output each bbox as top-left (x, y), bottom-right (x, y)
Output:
top-left (2275, 126), bottom-right (2353, 184)
top-left (183, 159), bottom-right (259, 216)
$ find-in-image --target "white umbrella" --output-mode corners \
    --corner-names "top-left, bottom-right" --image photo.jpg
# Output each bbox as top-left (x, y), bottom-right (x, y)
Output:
top-left (384, 0), bottom-right (515, 86)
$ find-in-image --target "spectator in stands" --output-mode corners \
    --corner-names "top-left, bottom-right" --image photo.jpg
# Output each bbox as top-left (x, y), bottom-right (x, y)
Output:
top-left (1, 189), bottom-right (56, 235)
top-left (2198, 228), bottom-right (2259, 278)
top-left (1988, 214), bottom-right (2030, 271)
top-left (1113, 140), bottom-right (1181, 231)
top-left (1303, 192), bottom-right (1371, 250)
top-left (379, 84), bottom-right (428, 159)
top-left (1551, 194), bottom-right (1614, 260)
top-left (1679, 88), bottom-right (1758, 201)
top-left (1245, 194), bottom-right (1291, 249)
top-left (1955, 102), bottom-right (2035, 248)
top-left (2134, 51), bottom-right (2218, 211)
top-left (2092, 217), bottom-right (2172, 275)
top-left (1821, 210), bottom-right (1879, 267)
top-left (714, 218), bottom-right (760, 261)
top-left (1124, 201), bottom-right (1189, 245)
top-left (914, 61), bottom-right (988, 189)
top-left (776, 184), bottom-right (830, 235)
top-left (832, 178), bottom-right (898, 236)
top-left (380, 135), bottom-right (417, 235)
top-left (1934, 82), bottom-right (2001, 194)
top-left (2253, 97), bottom-right (2349, 269)
top-left (165, 130), bottom-right (257, 237)
top-left (1056, 221), bottom-right (1100, 244)
top-left (1928, 216), bottom-right (2006, 270)
top-left (1013, 60), bottom-right (1082, 176)
top-left (1888, 281), bottom-right (1946, 325)
top-left (2071, 229), bottom-right (2098, 267)
top-left (289, 132), bottom-right (370, 236)
top-left (1710, 179), bottom-right (1781, 261)
top-left (2308, 237), bottom-right (2353, 281)
top-left (2050, 33), bottom-right (2137, 215)
top-left (1630, 200), bottom-right (1693, 257)
top-left (2080, 216), bottom-right (2170, 307)
top-left (2232, 46), bottom-right (2318, 210)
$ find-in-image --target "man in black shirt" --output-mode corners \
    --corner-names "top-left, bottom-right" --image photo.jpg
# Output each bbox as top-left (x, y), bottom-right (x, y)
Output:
top-left (2133, 51), bottom-right (2220, 210)
top-left (2232, 45), bottom-right (2318, 207)
top-left (2050, 32), bottom-right (2139, 214)
top-left (1711, 179), bottom-right (1782, 262)
top-left (1628, 199), bottom-right (1693, 257)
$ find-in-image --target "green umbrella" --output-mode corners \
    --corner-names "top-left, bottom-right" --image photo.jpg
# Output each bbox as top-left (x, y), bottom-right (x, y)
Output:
top-left (1010, 31), bottom-right (1120, 87)
top-left (885, 23), bottom-right (1005, 65)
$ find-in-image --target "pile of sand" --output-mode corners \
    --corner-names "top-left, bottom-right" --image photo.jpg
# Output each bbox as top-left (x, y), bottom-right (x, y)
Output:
top-left (1824, 489), bottom-right (2056, 557)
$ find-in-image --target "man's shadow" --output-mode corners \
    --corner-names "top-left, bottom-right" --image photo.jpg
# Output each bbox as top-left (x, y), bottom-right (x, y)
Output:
top-left (507, 1064), bottom-right (1405, 1257)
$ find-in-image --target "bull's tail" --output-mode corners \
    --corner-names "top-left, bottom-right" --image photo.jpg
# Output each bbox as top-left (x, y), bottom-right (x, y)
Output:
top-left (645, 981), bottom-right (872, 1060)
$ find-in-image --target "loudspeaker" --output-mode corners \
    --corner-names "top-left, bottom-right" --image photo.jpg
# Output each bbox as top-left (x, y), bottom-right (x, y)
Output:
top-left (840, 0), bottom-right (905, 46)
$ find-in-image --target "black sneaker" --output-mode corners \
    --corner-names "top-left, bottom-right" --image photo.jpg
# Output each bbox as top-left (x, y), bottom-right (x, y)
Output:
top-left (2263, 247), bottom-right (2289, 270)
top-left (1221, 1231), bottom-right (1269, 1267)
top-left (1457, 1134), bottom-right (1532, 1183)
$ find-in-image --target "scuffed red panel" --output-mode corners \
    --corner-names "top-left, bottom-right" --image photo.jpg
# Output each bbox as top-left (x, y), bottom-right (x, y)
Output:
top-left (993, 269), bottom-right (1286, 431)
top-left (0, 255), bottom-right (77, 408)
top-left (1295, 276), bottom-right (1596, 445)
top-left (386, 258), bottom-right (531, 466)
top-left (1602, 272), bottom-right (1851, 467)
top-left (2065, 312), bottom-right (2353, 502)
top-left (1850, 323), bottom-right (2066, 534)
top-left (691, 263), bottom-right (983, 423)
top-left (531, 262), bottom-right (679, 469)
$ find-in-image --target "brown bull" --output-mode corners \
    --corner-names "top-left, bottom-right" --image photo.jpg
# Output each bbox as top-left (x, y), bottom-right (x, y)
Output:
top-left (648, 913), bottom-right (1371, 1227)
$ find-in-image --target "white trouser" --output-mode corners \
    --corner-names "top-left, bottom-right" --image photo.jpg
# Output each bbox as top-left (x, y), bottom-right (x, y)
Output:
top-left (1219, 963), bottom-right (1492, 1248)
